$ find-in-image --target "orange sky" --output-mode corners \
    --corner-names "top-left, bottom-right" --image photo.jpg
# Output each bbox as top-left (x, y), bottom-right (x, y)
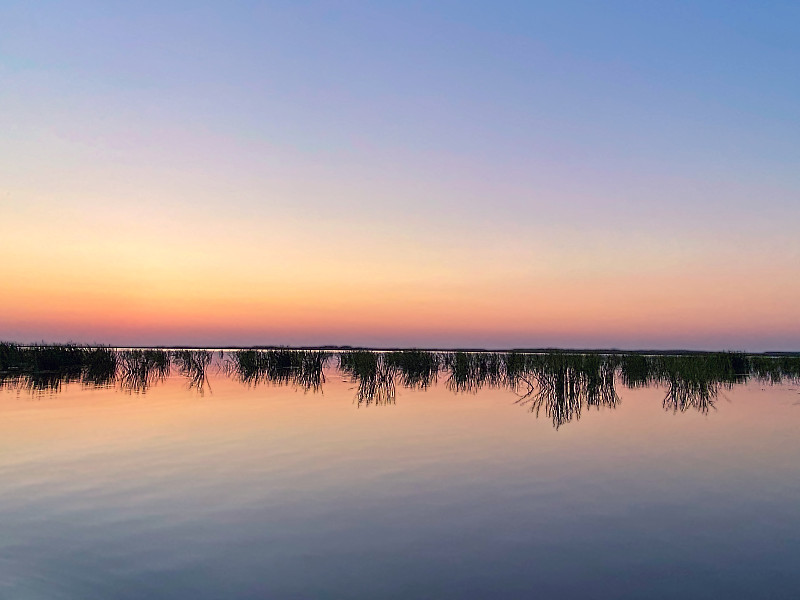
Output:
top-left (2, 197), bottom-right (798, 349)
top-left (2, 3), bottom-right (799, 350)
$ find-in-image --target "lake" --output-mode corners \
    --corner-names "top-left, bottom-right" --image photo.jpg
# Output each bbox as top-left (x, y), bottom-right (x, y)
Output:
top-left (1, 349), bottom-right (799, 599)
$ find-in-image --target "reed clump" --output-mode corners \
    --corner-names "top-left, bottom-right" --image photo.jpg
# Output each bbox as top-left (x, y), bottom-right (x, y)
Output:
top-left (2, 344), bottom-right (798, 427)
top-left (118, 349), bottom-right (170, 393)
top-left (0, 343), bottom-right (118, 391)
top-left (173, 350), bottom-right (213, 394)
top-left (513, 353), bottom-right (620, 428)
top-left (229, 349), bottom-right (328, 391)
top-left (749, 355), bottom-right (800, 384)
top-left (443, 352), bottom-right (505, 393)
top-left (384, 350), bottom-right (441, 389)
top-left (339, 351), bottom-right (396, 405)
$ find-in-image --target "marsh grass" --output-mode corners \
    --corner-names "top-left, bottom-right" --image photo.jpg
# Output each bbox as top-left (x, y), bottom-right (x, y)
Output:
top-left (173, 350), bottom-right (213, 394)
top-left (0, 342), bottom-right (85, 372)
top-left (0, 343), bottom-right (118, 392)
top-left (511, 353), bottom-right (620, 429)
top-left (82, 348), bottom-right (118, 386)
top-left (118, 350), bottom-right (170, 393)
top-left (652, 355), bottom-right (730, 414)
top-left (2, 343), bottom-right (798, 426)
top-left (339, 351), bottom-right (396, 406)
top-left (618, 354), bottom-right (653, 388)
top-left (229, 349), bottom-right (328, 392)
top-left (384, 350), bottom-right (441, 389)
top-left (0, 342), bottom-right (27, 372)
top-left (749, 355), bottom-right (800, 384)
top-left (443, 352), bottom-right (505, 393)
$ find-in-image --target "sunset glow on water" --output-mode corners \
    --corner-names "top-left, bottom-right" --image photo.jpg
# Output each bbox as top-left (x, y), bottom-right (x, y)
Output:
top-left (2, 351), bottom-right (800, 598)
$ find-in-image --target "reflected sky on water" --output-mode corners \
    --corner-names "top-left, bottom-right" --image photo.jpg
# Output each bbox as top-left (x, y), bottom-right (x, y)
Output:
top-left (1, 350), bottom-right (799, 599)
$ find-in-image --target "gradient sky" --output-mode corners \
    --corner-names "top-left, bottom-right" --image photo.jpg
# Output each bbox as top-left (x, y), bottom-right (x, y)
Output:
top-left (2, 1), bottom-right (799, 350)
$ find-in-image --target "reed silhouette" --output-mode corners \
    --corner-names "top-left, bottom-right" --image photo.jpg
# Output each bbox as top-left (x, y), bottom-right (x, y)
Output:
top-left (616, 353), bottom-right (749, 414)
top-left (384, 350), bottom-right (441, 389)
top-left (2, 344), bottom-right (799, 427)
top-left (443, 352), bottom-right (505, 393)
top-left (339, 351), bottom-right (396, 406)
top-left (173, 350), bottom-right (213, 394)
top-left (228, 349), bottom-right (328, 392)
top-left (82, 348), bottom-right (119, 387)
top-left (511, 353), bottom-right (620, 428)
top-left (0, 343), bottom-right (117, 392)
top-left (749, 355), bottom-right (800, 384)
top-left (118, 350), bottom-right (170, 393)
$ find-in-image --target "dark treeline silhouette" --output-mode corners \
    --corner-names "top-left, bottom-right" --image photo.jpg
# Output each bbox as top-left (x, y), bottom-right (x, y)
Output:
top-left (2, 343), bottom-right (799, 426)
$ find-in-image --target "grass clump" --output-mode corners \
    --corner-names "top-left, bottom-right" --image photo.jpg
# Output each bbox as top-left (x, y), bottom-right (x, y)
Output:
top-left (118, 350), bottom-right (170, 393)
top-left (384, 350), bottom-right (441, 389)
top-left (339, 351), bottom-right (396, 405)
top-left (0, 343), bottom-right (118, 391)
top-left (230, 349), bottom-right (328, 392)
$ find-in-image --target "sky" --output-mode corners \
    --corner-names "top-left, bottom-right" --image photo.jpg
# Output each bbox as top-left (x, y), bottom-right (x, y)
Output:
top-left (1, 1), bottom-right (799, 350)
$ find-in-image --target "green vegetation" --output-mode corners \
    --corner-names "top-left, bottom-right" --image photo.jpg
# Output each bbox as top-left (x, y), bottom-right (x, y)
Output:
top-left (229, 349), bottom-right (329, 392)
top-left (2, 344), bottom-right (798, 426)
top-left (749, 355), bottom-right (800, 383)
top-left (443, 352), bottom-right (505, 393)
top-left (118, 350), bottom-right (170, 393)
top-left (173, 350), bottom-right (214, 394)
top-left (384, 350), bottom-right (441, 389)
top-left (339, 351), bottom-right (396, 405)
top-left (0, 342), bottom-right (117, 391)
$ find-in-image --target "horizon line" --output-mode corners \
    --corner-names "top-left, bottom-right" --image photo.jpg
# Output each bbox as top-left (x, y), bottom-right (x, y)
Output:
top-left (2, 341), bottom-right (799, 356)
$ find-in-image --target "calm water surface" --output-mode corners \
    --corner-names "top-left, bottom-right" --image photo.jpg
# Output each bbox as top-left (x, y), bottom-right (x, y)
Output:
top-left (1, 356), bottom-right (799, 599)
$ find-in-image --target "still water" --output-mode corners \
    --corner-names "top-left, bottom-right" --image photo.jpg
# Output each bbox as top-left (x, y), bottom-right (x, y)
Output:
top-left (1, 351), bottom-right (799, 599)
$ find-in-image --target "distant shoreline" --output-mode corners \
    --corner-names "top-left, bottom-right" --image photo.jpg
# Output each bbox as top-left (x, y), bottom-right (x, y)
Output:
top-left (2, 342), bottom-right (798, 357)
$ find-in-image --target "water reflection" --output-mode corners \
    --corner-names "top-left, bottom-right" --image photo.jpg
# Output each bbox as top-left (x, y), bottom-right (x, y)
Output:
top-left (385, 350), bottom-right (440, 390)
top-left (444, 352), bottom-right (505, 393)
top-left (514, 354), bottom-right (620, 429)
top-left (173, 350), bottom-right (213, 395)
top-left (82, 348), bottom-right (119, 387)
top-left (118, 350), bottom-right (171, 393)
top-left (227, 349), bottom-right (328, 392)
top-left (0, 344), bottom-right (118, 393)
top-left (2, 343), bottom-right (799, 427)
top-left (339, 351), bottom-right (396, 406)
